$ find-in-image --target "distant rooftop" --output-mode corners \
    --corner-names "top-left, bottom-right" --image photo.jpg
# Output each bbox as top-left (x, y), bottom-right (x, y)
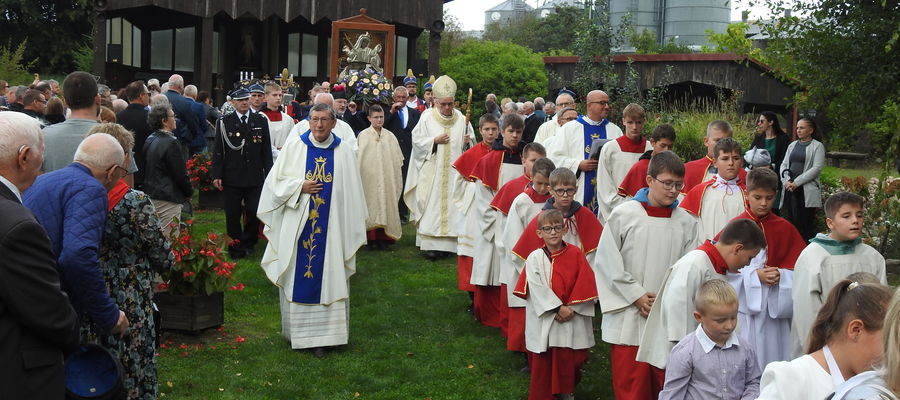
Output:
top-left (487, 0), bottom-right (535, 12)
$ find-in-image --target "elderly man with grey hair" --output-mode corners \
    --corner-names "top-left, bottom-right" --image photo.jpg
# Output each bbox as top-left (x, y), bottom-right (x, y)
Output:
top-left (502, 100), bottom-right (518, 116)
top-left (534, 91), bottom-right (578, 144)
top-left (533, 97), bottom-right (547, 121)
top-left (288, 92), bottom-right (358, 152)
top-left (24, 133), bottom-right (130, 344)
top-left (521, 100), bottom-right (543, 143)
top-left (0, 112), bottom-right (80, 399)
top-left (163, 74), bottom-right (203, 153)
top-left (257, 102), bottom-right (366, 356)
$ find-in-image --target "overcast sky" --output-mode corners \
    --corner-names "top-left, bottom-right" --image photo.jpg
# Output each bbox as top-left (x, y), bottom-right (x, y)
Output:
top-left (445, 0), bottom-right (773, 31)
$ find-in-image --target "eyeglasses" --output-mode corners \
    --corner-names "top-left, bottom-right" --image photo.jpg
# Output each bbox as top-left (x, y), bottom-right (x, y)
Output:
top-left (310, 117), bottom-right (334, 123)
top-left (651, 176), bottom-right (685, 191)
top-left (553, 188), bottom-right (577, 196)
top-left (756, 120), bottom-right (766, 125)
top-left (539, 224), bottom-right (565, 233)
top-left (588, 101), bottom-right (610, 106)
top-left (109, 164), bottom-right (129, 176)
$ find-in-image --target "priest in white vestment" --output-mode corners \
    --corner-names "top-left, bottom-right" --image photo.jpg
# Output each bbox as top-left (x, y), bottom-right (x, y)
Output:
top-left (403, 75), bottom-right (474, 255)
top-left (534, 92), bottom-right (578, 144)
top-left (546, 90), bottom-right (622, 216)
top-left (257, 104), bottom-right (367, 355)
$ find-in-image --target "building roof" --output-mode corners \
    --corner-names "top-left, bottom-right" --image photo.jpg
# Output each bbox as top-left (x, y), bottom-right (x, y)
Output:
top-left (487, 0), bottom-right (535, 12)
top-left (537, 0), bottom-right (584, 10)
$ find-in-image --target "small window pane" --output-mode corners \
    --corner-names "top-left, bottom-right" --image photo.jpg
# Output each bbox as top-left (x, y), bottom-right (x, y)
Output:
top-left (174, 27), bottom-right (195, 72)
top-left (288, 33), bottom-right (300, 77)
top-left (106, 18), bottom-right (111, 44)
top-left (212, 31), bottom-right (220, 74)
top-left (396, 36), bottom-right (408, 77)
top-left (110, 18), bottom-right (122, 45)
top-left (133, 27), bottom-right (142, 68)
top-left (151, 30), bottom-right (173, 70)
top-left (123, 20), bottom-right (133, 66)
top-left (301, 34), bottom-right (317, 77)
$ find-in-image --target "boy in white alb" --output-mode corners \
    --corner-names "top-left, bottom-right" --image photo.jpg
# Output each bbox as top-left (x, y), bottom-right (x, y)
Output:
top-left (595, 103), bottom-right (652, 224)
top-left (260, 82), bottom-right (297, 157)
top-left (723, 168), bottom-right (807, 367)
top-left (502, 157), bottom-right (555, 354)
top-left (514, 209), bottom-right (598, 400)
top-left (595, 151), bottom-right (701, 400)
top-left (680, 138), bottom-right (747, 242)
top-left (790, 191), bottom-right (887, 357)
top-left (637, 219), bottom-right (765, 376)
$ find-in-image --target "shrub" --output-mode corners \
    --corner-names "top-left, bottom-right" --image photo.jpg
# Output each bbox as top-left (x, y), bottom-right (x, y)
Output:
top-left (0, 40), bottom-right (36, 85)
top-left (649, 93), bottom-right (755, 162)
top-left (441, 40), bottom-right (548, 107)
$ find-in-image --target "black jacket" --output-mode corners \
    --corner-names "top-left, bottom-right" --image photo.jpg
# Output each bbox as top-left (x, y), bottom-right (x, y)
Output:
top-left (116, 103), bottom-right (153, 188)
top-left (340, 109), bottom-right (369, 134)
top-left (522, 113), bottom-right (543, 144)
top-left (142, 130), bottom-right (193, 203)
top-left (384, 106), bottom-right (421, 160)
top-left (0, 183), bottom-right (80, 399)
top-left (212, 111), bottom-right (273, 187)
top-left (751, 132), bottom-right (792, 169)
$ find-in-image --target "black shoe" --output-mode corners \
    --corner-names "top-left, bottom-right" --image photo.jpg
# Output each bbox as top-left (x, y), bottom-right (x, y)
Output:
top-left (424, 251), bottom-right (440, 261)
top-left (311, 347), bottom-right (328, 359)
top-left (377, 240), bottom-right (391, 251)
top-left (229, 246), bottom-right (247, 260)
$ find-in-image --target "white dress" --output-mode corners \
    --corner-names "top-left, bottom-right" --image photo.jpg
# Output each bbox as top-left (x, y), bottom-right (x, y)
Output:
top-left (756, 355), bottom-right (835, 400)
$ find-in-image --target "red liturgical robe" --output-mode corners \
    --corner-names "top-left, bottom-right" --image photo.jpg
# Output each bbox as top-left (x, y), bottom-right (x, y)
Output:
top-left (511, 206), bottom-right (603, 261)
top-left (490, 175), bottom-right (532, 215)
top-left (720, 209), bottom-right (805, 269)
top-left (452, 141), bottom-right (492, 181)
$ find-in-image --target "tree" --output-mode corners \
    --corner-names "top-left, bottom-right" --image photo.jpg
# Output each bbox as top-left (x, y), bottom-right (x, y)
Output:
top-left (750, 0), bottom-right (900, 157)
top-left (702, 22), bottom-right (763, 60)
top-left (440, 40), bottom-right (547, 105)
top-left (483, 6), bottom-right (587, 54)
top-left (632, 28), bottom-right (692, 54)
top-left (0, 40), bottom-right (37, 85)
top-left (0, 0), bottom-right (94, 74)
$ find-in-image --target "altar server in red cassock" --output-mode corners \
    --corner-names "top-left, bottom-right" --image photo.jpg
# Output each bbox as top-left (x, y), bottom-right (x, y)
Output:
top-left (469, 113), bottom-right (527, 328)
top-left (682, 120), bottom-right (746, 194)
top-left (514, 209), bottom-right (598, 400)
top-left (720, 167), bottom-right (807, 367)
top-left (595, 151), bottom-right (700, 400)
top-left (617, 123), bottom-right (676, 199)
top-left (595, 103), bottom-right (652, 224)
top-left (680, 138), bottom-right (747, 242)
top-left (452, 113), bottom-right (499, 303)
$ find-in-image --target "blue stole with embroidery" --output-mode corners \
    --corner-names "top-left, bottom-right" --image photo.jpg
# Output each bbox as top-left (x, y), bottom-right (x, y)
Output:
top-left (576, 115), bottom-right (609, 215)
top-left (292, 130), bottom-right (342, 303)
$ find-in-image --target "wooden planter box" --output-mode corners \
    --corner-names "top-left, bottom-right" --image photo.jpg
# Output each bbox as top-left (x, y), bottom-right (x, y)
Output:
top-left (155, 292), bottom-right (224, 332)
top-left (197, 189), bottom-right (224, 209)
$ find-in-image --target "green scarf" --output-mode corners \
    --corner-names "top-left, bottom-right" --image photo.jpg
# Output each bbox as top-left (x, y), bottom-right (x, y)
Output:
top-left (810, 233), bottom-right (863, 255)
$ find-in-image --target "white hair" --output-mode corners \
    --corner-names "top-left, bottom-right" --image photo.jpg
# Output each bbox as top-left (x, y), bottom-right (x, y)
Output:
top-left (150, 94), bottom-right (170, 108)
top-left (73, 133), bottom-right (124, 169)
top-left (168, 74), bottom-right (184, 88)
top-left (555, 93), bottom-right (574, 105)
top-left (503, 102), bottom-right (518, 112)
top-left (112, 98), bottom-right (128, 113)
top-left (183, 84), bottom-right (198, 99)
top-left (160, 83), bottom-right (170, 93)
top-left (313, 93), bottom-right (334, 105)
top-left (0, 112), bottom-right (42, 164)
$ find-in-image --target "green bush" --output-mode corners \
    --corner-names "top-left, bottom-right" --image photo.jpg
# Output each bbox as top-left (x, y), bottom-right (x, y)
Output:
top-left (648, 95), bottom-right (755, 162)
top-left (0, 40), bottom-right (36, 85)
top-left (441, 41), bottom-right (548, 107)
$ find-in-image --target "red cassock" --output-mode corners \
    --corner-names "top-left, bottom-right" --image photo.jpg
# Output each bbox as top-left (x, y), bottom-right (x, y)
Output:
top-left (513, 244), bottom-right (598, 400)
top-left (470, 147), bottom-right (522, 192)
top-left (491, 175), bottom-right (533, 215)
top-left (511, 206), bottom-right (603, 262)
top-left (716, 209), bottom-right (806, 269)
top-left (682, 156), bottom-right (748, 194)
top-left (617, 156), bottom-right (650, 198)
top-left (452, 142), bottom-right (493, 292)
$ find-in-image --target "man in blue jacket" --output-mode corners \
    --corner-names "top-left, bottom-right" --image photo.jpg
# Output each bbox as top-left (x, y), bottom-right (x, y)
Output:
top-left (164, 74), bottom-right (202, 155)
top-left (24, 133), bottom-right (130, 336)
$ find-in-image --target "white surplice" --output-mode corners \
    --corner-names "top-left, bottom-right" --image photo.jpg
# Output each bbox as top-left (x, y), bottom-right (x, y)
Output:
top-left (757, 355), bottom-right (835, 400)
top-left (688, 176), bottom-right (746, 241)
top-left (636, 249), bottom-right (725, 369)
top-left (726, 249), bottom-right (794, 367)
top-left (257, 132), bottom-right (367, 349)
top-left (357, 126), bottom-right (404, 240)
top-left (546, 118), bottom-right (623, 209)
top-left (471, 163), bottom-right (523, 286)
top-left (790, 242), bottom-right (886, 357)
top-left (534, 119), bottom-right (560, 144)
top-left (501, 191), bottom-right (547, 307)
top-left (595, 201), bottom-right (700, 346)
top-left (403, 108), bottom-right (474, 252)
top-left (595, 139), bottom-right (652, 225)
top-left (262, 109), bottom-right (296, 152)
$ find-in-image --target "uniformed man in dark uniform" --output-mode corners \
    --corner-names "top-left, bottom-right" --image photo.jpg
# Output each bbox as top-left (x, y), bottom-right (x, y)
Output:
top-left (211, 88), bottom-right (274, 259)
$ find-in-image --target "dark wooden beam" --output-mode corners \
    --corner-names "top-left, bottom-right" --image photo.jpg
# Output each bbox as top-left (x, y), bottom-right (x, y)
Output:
top-left (93, 12), bottom-right (107, 78)
top-left (198, 17), bottom-right (214, 93)
top-left (429, 31), bottom-right (440, 77)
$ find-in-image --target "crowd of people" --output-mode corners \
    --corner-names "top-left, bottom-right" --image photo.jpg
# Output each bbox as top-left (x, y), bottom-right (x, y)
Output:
top-left (0, 68), bottom-right (895, 400)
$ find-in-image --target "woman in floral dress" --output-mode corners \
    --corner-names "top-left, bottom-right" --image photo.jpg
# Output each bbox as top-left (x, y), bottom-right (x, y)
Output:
top-left (84, 124), bottom-right (174, 400)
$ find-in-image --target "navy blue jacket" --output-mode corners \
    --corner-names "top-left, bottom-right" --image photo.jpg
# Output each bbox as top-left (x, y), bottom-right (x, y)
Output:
top-left (23, 163), bottom-right (119, 334)
top-left (165, 90), bottom-right (202, 143)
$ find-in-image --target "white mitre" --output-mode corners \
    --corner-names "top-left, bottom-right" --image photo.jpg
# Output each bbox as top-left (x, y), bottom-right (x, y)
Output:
top-left (432, 75), bottom-right (457, 99)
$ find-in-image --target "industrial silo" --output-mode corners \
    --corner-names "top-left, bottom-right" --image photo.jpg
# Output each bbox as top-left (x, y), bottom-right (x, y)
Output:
top-left (662, 0), bottom-right (730, 46)
top-left (610, 0), bottom-right (661, 42)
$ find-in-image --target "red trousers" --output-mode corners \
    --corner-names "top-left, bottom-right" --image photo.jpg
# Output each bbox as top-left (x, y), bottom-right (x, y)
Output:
top-left (506, 306), bottom-right (526, 352)
top-left (366, 228), bottom-right (396, 243)
top-left (610, 344), bottom-right (666, 400)
top-left (473, 285), bottom-right (502, 328)
top-left (528, 348), bottom-right (589, 400)
top-left (499, 284), bottom-right (510, 337)
top-left (457, 256), bottom-right (475, 292)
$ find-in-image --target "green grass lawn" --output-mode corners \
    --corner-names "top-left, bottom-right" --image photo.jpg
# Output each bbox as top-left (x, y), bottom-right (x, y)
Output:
top-left (158, 209), bottom-right (614, 400)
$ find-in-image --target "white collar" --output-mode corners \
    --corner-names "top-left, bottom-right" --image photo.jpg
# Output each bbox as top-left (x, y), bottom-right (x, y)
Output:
top-left (713, 173), bottom-right (739, 186)
top-left (0, 175), bottom-right (22, 202)
top-left (310, 133), bottom-right (335, 148)
top-left (235, 110), bottom-right (250, 120)
top-left (694, 324), bottom-right (739, 353)
top-left (582, 116), bottom-right (603, 125)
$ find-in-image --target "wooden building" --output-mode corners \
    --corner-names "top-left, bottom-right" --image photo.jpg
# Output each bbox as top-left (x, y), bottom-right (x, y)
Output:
top-left (92, 0), bottom-right (451, 100)
top-left (543, 53), bottom-right (798, 115)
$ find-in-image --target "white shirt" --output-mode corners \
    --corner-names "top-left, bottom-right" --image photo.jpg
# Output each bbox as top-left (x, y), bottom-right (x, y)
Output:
top-left (695, 324), bottom-right (739, 353)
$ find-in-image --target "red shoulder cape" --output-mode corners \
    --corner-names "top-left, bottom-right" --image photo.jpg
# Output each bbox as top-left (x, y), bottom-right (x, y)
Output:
top-left (698, 240), bottom-right (729, 275)
top-left (717, 210), bottom-right (806, 270)
top-left (683, 156), bottom-right (747, 194)
top-left (616, 135), bottom-right (648, 153)
top-left (471, 149), bottom-right (507, 191)
top-left (513, 243), bottom-right (599, 304)
top-left (511, 206), bottom-right (603, 260)
top-left (490, 175), bottom-right (533, 215)
top-left (618, 158), bottom-right (650, 197)
top-left (679, 176), bottom-right (746, 217)
top-left (452, 141), bottom-right (491, 181)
